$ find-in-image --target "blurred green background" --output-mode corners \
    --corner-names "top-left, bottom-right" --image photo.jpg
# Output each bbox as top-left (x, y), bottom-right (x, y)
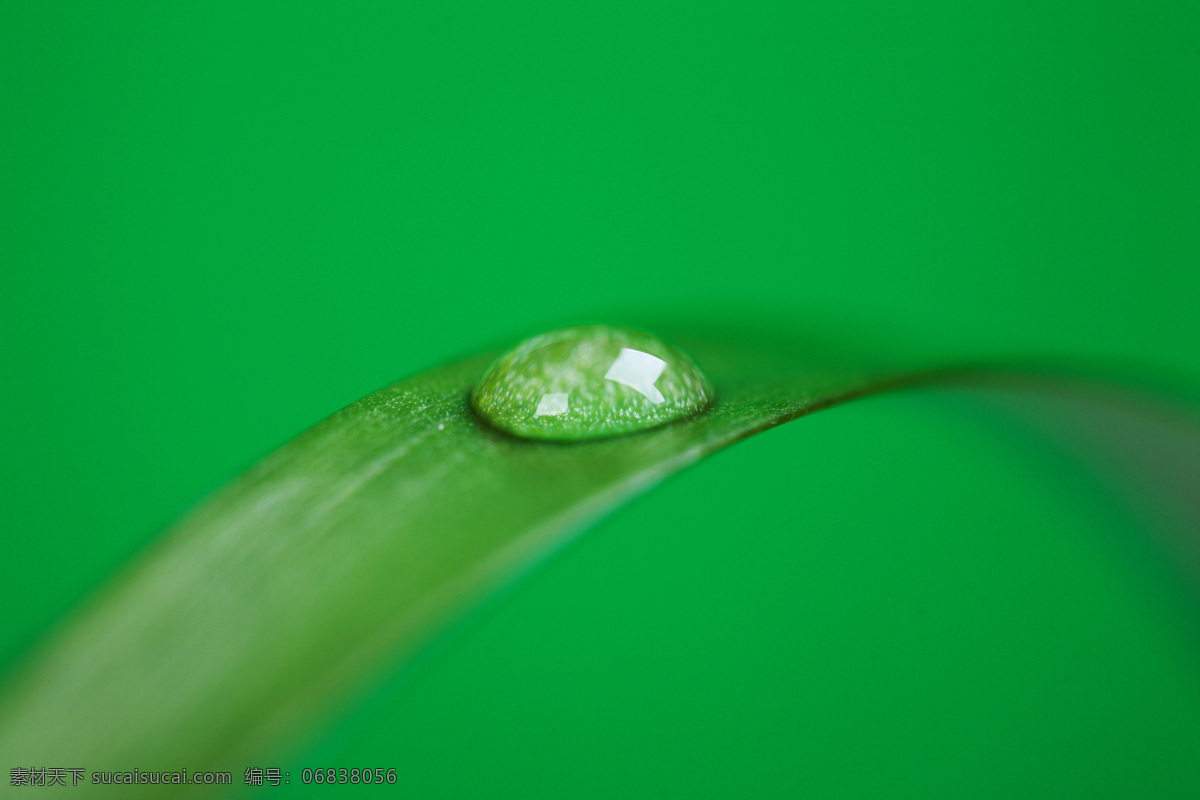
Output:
top-left (2, 1), bottom-right (1198, 796)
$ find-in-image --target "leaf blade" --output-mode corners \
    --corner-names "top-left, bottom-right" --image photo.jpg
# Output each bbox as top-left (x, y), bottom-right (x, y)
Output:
top-left (0, 330), bottom-right (949, 778)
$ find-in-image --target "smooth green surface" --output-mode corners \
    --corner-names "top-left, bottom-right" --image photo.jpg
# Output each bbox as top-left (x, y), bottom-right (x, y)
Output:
top-left (3, 1), bottom-right (1197, 669)
top-left (1, 1), bottom-right (1198, 797)
top-left (473, 325), bottom-right (713, 440)
top-left (0, 328), bottom-right (898, 788)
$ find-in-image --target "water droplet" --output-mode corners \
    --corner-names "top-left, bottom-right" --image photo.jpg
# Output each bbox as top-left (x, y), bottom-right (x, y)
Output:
top-left (472, 325), bottom-right (714, 441)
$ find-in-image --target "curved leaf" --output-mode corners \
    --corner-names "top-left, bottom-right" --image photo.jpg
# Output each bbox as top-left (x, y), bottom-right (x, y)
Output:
top-left (2, 326), bottom-right (1195, 794)
top-left (0, 328), bottom-right (923, 779)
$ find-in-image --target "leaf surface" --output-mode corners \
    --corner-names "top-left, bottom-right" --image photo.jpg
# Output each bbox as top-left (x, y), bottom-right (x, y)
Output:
top-left (0, 328), bottom-right (918, 776)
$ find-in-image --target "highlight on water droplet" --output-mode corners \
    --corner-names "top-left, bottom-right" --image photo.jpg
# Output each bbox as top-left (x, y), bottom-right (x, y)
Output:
top-left (471, 325), bottom-right (714, 441)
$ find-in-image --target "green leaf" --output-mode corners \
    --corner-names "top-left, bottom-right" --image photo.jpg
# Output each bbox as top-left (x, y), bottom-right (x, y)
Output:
top-left (0, 326), bottom-right (921, 777)
top-left (1, 324), bottom-right (1194, 794)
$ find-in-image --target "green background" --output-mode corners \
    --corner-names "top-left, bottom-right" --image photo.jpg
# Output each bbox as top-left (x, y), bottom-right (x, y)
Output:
top-left (2, 2), bottom-right (1198, 796)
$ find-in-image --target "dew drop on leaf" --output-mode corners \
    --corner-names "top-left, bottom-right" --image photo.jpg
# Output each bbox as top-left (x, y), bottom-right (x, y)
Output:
top-left (471, 325), bottom-right (714, 441)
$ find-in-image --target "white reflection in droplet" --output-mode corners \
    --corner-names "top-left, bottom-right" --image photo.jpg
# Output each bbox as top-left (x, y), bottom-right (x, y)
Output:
top-left (535, 392), bottom-right (569, 416)
top-left (603, 348), bottom-right (666, 404)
